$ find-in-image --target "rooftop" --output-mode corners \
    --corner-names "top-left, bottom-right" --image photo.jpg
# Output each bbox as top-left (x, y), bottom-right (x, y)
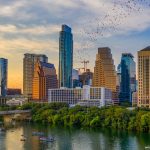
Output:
top-left (140, 46), bottom-right (150, 51)
top-left (24, 53), bottom-right (47, 57)
top-left (40, 62), bottom-right (55, 69)
top-left (62, 24), bottom-right (72, 33)
top-left (98, 47), bottom-right (111, 53)
top-left (122, 53), bottom-right (134, 58)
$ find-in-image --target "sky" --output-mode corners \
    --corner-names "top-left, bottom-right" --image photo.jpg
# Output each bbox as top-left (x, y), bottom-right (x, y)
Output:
top-left (0, 0), bottom-right (150, 89)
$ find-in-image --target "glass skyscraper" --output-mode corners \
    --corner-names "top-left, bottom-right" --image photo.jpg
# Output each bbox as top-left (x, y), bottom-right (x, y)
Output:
top-left (59, 25), bottom-right (73, 88)
top-left (119, 53), bottom-right (136, 103)
top-left (0, 58), bottom-right (8, 97)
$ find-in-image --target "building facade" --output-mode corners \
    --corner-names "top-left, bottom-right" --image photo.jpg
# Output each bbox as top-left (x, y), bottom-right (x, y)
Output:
top-left (23, 53), bottom-right (48, 98)
top-left (7, 88), bottom-right (22, 95)
top-left (0, 58), bottom-right (8, 97)
top-left (72, 69), bottom-right (81, 88)
top-left (132, 92), bottom-right (137, 107)
top-left (79, 69), bottom-right (93, 87)
top-left (59, 25), bottom-right (73, 88)
top-left (138, 46), bottom-right (150, 108)
top-left (119, 53), bottom-right (136, 103)
top-left (0, 95), bottom-right (27, 106)
top-left (48, 86), bottom-right (112, 107)
top-left (116, 64), bottom-right (121, 93)
top-left (32, 60), bottom-right (58, 101)
top-left (93, 47), bottom-right (117, 92)
top-left (0, 97), bottom-right (7, 106)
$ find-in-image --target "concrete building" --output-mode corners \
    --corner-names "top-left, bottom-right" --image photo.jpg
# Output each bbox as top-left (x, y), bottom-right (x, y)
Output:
top-left (116, 64), bottom-right (121, 93)
top-left (79, 69), bottom-right (93, 87)
top-left (59, 25), bottom-right (73, 88)
top-left (72, 69), bottom-right (80, 88)
top-left (23, 53), bottom-right (48, 98)
top-left (138, 46), bottom-right (150, 108)
top-left (32, 60), bottom-right (58, 101)
top-left (7, 88), bottom-right (22, 95)
top-left (6, 97), bottom-right (28, 106)
top-left (0, 97), bottom-right (7, 106)
top-left (0, 95), bottom-right (27, 106)
top-left (132, 92), bottom-right (137, 107)
top-left (48, 85), bottom-right (112, 107)
top-left (93, 47), bottom-right (117, 92)
top-left (119, 53), bottom-right (136, 103)
top-left (0, 58), bottom-right (8, 97)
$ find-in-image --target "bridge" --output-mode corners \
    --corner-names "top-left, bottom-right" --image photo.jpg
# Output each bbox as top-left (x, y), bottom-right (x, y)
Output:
top-left (0, 110), bottom-right (31, 123)
top-left (0, 110), bottom-right (31, 115)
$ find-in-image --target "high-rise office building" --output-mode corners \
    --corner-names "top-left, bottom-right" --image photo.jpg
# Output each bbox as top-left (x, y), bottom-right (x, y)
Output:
top-left (23, 53), bottom-right (48, 98)
top-left (116, 64), bottom-right (121, 93)
top-left (93, 47), bottom-right (117, 92)
top-left (0, 58), bottom-right (8, 97)
top-left (119, 53), bottom-right (136, 103)
top-left (32, 60), bottom-right (58, 101)
top-left (138, 46), bottom-right (150, 108)
top-left (59, 24), bottom-right (73, 88)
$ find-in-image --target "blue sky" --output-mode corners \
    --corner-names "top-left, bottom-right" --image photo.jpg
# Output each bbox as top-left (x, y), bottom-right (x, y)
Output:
top-left (0, 0), bottom-right (150, 88)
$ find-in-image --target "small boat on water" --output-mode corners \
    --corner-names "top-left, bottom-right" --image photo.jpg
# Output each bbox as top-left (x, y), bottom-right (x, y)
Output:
top-left (32, 132), bottom-right (44, 136)
top-left (21, 134), bottom-right (25, 136)
top-left (39, 136), bottom-right (55, 142)
top-left (20, 137), bottom-right (26, 141)
top-left (0, 128), bottom-right (6, 132)
top-left (145, 146), bottom-right (150, 149)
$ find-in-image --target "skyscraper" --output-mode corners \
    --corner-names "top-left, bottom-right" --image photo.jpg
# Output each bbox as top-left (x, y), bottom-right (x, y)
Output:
top-left (93, 47), bottom-right (117, 92)
top-left (59, 24), bottom-right (73, 88)
top-left (116, 64), bottom-right (121, 93)
top-left (119, 53), bottom-right (136, 103)
top-left (138, 46), bottom-right (150, 108)
top-left (23, 53), bottom-right (48, 98)
top-left (32, 60), bottom-right (58, 101)
top-left (0, 58), bottom-right (8, 97)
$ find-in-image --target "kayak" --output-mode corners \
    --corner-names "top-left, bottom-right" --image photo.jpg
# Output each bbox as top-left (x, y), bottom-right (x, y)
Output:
top-left (39, 136), bottom-right (54, 142)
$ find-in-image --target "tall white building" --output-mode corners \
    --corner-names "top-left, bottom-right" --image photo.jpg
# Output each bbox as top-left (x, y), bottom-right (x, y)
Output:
top-left (138, 46), bottom-right (150, 108)
top-left (48, 85), bottom-right (112, 107)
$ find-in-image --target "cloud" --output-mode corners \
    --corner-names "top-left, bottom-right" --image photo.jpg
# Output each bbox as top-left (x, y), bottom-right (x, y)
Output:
top-left (0, 0), bottom-right (150, 88)
top-left (0, 1), bottom-right (28, 17)
top-left (0, 24), bottom-right (59, 36)
top-left (0, 37), bottom-right (58, 54)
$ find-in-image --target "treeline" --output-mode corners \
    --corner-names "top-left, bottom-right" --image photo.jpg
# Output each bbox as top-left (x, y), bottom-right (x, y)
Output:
top-left (18, 102), bottom-right (150, 133)
top-left (0, 105), bottom-right (18, 111)
top-left (0, 116), bottom-right (3, 122)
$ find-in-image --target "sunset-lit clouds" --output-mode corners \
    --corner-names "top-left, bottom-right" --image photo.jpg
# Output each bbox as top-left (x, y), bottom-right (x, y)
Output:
top-left (0, 24), bottom-right (60, 34)
top-left (0, 0), bottom-right (150, 89)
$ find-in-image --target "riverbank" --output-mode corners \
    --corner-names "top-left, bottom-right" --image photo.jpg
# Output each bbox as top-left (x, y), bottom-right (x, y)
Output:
top-left (16, 103), bottom-right (150, 133)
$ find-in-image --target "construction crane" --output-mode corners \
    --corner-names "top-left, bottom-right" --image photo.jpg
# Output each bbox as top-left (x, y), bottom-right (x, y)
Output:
top-left (81, 60), bottom-right (89, 72)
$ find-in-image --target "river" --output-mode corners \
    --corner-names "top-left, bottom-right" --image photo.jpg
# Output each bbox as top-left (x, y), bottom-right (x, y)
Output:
top-left (0, 123), bottom-right (150, 150)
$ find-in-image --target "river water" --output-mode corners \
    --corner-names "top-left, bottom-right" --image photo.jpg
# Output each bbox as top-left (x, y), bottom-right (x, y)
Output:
top-left (0, 123), bottom-right (150, 150)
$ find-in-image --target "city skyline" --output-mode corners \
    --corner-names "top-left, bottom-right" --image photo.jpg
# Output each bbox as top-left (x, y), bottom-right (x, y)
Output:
top-left (0, 0), bottom-right (150, 89)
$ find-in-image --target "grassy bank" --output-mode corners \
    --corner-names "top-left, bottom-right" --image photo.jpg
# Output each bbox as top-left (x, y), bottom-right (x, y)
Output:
top-left (18, 102), bottom-right (150, 133)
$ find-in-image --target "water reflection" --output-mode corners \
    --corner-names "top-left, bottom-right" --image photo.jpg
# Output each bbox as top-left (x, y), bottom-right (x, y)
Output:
top-left (0, 123), bottom-right (149, 150)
